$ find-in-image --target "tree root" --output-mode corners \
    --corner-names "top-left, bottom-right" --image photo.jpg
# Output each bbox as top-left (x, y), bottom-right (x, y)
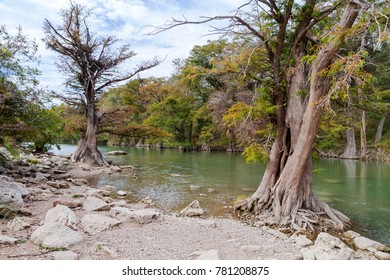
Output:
top-left (235, 193), bottom-right (351, 233)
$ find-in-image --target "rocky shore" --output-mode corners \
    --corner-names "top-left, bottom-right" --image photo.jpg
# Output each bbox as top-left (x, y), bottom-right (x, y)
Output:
top-left (1, 149), bottom-right (389, 260)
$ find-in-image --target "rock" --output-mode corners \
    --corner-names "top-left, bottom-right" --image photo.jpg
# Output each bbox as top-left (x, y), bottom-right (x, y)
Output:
top-left (0, 175), bottom-right (28, 196)
top-left (291, 235), bottom-right (313, 248)
top-left (110, 206), bottom-right (160, 224)
top-left (86, 188), bottom-right (110, 198)
top-left (207, 188), bottom-right (215, 193)
top-left (109, 200), bottom-right (128, 207)
top-left (180, 200), bottom-right (205, 217)
top-left (53, 198), bottom-right (84, 209)
top-left (139, 196), bottom-right (154, 206)
top-left (89, 242), bottom-right (118, 258)
top-left (0, 188), bottom-right (24, 208)
top-left (309, 232), bottom-right (355, 260)
top-left (31, 223), bottom-right (83, 249)
top-left (80, 164), bottom-right (91, 171)
top-left (7, 217), bottom-right (31, 231)
top-left (72, 178), bottom-right (89, 186)
top-left (110, 165), bottom-right (122, 172)
top-left (119, 165), bottom-right (134, 170)
top-left (374, 251), bottom-right (390, 260)
top-left (52, 251), bottom-right (78, 260)
top-left (100, 185), bottom-right (117, 193)
top-left (300, 248), bottom-right (316, 260)
top-left (83, 196), bottom-right (110, 211)
top-left (0, 234), bottom-right (18, 245)
top-left (196, 249), bottom-right (221, 260)
top-left (353, 236), bottom-right (390, 252)
top-left (0, 147), bottom-right (13, 159)
top-left (80, 214), bottom-right (121, 235)
top-left (33, 173), bottom-right (49, 184)
top-left (117, 191), bottom-right (127, 196)
top-left (44, 205), bottom-right (78, 230)
top-left (343, 230), bottom-right (361, 240)
top-left (47, 181), bottom-right (69, 189)
top-left (106, 150), bottom-right (128, 155)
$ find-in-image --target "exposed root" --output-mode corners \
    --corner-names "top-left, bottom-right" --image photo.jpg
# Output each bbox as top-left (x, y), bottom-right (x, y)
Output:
top-left (235, 191), bottom-right (351, 233)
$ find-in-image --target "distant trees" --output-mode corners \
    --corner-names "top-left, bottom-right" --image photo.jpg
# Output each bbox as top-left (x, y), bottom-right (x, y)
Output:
top-left (43, 2), bottom-right (161, 165)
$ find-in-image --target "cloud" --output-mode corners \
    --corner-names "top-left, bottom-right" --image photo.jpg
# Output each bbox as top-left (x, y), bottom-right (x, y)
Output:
top-left (0, 0), bottom-right (247, 91)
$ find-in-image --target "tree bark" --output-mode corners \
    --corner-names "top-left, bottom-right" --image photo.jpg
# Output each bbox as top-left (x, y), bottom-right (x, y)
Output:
top-left (236, 1), bottom-right (360, 231)
top-left (360, 110), bottom-right (367, 159)
top-left (340, 127), bottom-right (358, 159)
top-left (71, 87), bottom-right (108, 166)
top-left (375, 115), bottom-right (386, 144)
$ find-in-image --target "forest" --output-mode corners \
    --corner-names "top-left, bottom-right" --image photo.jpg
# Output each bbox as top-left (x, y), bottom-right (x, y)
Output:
top-left (1, 0), bottom-right (390, 232)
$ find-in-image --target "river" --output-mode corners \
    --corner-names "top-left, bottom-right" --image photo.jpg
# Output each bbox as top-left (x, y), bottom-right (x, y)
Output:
top-left (52, 144), bottom-right (390, 246)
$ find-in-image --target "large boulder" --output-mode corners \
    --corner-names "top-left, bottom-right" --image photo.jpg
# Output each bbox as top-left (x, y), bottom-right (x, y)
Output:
top-left (109, 206), bottom-right (160, 224)
top-left (44, 205), bottom-right (78, 230)
top-left (80, 213), bottom-right (121, 235)
top-left (31, 223), bottom-right (83, 249)
top-left (0, 175), bottom-right (28, 196)
top-left (302, 232), bottom-right (355, 260)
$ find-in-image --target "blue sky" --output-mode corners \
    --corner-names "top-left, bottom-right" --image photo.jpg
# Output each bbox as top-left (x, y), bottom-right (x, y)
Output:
top-left (0, 0), bottom-right (245, 91)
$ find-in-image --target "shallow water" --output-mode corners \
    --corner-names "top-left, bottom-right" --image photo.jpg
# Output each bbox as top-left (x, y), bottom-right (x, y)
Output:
top-left (52, 144), bottom-right (390, 246)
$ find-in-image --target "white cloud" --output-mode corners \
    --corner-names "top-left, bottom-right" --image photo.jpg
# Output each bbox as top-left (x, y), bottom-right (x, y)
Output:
top-left (0, 0), bottom-right (248, 91)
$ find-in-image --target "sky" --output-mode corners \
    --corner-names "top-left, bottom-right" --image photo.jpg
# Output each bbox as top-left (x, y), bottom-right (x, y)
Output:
top-left (0, 0), bottom-right (247, 92)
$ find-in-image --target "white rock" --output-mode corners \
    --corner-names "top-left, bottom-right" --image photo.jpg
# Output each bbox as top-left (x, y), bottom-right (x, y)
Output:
top-left (310, 232), bottom-right (355, 260)
top-left (343, 230), bottom-right (361, 240)
top-left (117, 191), bottom-right (127, 196)
top-left (110, 207), bottom-right (160, 224)
top-left (0, 234), bottom-right (18, 245)
top-left (86, 188), bottom-right (110, 198)
top-left (0, 188), bottom-right (24, 208)
top-left (44, 205), bottom-right (78, 230)
top-left (300, 248), bottom-right (316, 260)
top-left (0, 175), bottom-right (28, 197)
top-left (31, 223), bottom-right (83, 249)
top-left (7, 217), bottom-right (31, 231)
top-left (83, 196), bottom-right (110, 211)
top-left (80, 214), bottom-right (121, 235)
top-left (353, 236), bottom-right (390, 252)
top-left (374, 251), bottom-right (390, 260)
top-left (180, 200), bottom-right (205, 217)
top-left (52, 251), bottom-right (78, 260)
top-left (294, 235), bottom-right (313, 248)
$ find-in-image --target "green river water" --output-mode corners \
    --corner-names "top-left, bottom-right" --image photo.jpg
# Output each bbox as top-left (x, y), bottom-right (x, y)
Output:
top-left (53, 144), bottom-right (390, 246)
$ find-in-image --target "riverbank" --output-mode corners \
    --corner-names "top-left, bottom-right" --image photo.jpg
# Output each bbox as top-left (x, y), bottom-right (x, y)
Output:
top-left (1, 150), bottom-right (389, 260)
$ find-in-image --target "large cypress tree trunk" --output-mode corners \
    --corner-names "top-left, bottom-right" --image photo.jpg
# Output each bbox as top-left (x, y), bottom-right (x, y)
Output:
top-left (71, 86), bottom-right (108, 166)
top-left (236, 2), bottom-right (359, 231)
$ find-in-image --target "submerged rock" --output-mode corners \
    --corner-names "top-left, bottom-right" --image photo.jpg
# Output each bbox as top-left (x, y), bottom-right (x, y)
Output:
top-left (106, 150), bottom-right (128, 156)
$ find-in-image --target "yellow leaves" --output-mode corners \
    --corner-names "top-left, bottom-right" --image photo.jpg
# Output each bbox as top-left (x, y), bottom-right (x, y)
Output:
top-left (241, 142), bottom-right (269, 163)
top-left (222, 102), bottom-right (250, 128)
